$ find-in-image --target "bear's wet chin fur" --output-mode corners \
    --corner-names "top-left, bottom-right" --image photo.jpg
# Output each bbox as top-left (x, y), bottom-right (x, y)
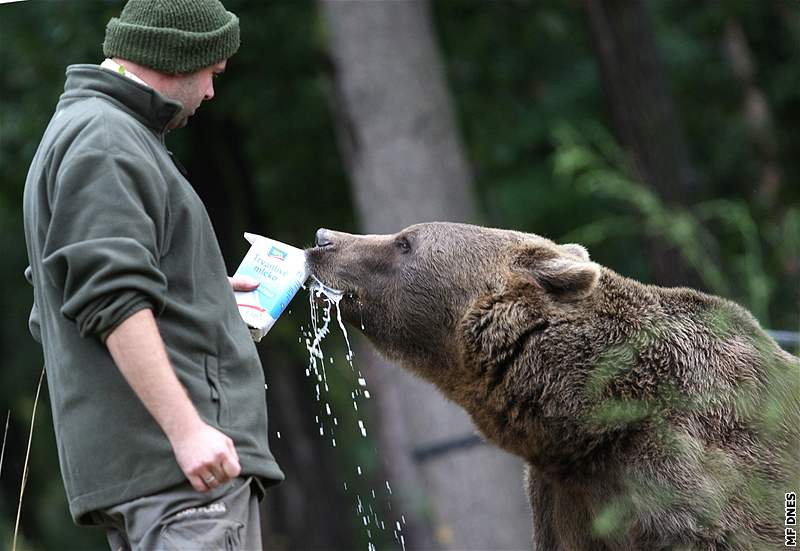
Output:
top-left (308, 222), bottom-right (800, 550)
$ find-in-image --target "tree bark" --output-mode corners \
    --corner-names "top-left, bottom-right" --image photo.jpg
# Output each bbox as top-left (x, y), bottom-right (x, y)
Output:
top-left (721, 18), bottom-right (782, 206)
top-left (319, 1), bottom-right (532, 549)
top-left (582, 0), bottom-right (701, 287)
top-left (582, 0), bottom-right (697, 205)
top-left (320, 1), bottom-right (475, 230)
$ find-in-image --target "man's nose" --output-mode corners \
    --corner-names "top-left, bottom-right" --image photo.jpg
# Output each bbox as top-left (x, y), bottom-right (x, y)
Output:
top-left (315, 228), bottom-right (333, 247)
top-left (205, 82), bottom-right (215, 101)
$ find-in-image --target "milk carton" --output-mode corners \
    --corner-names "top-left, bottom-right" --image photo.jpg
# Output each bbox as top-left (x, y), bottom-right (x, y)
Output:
top-left (234, 233), bottom-right (308, 341)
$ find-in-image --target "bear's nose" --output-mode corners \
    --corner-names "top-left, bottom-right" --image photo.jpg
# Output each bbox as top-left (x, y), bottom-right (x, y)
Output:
top-left (315, 228), bottom-right (333, 247)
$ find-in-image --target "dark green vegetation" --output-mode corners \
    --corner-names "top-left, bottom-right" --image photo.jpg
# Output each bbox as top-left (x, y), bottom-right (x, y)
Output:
top-left (1, 1), bottom-right (797, 549)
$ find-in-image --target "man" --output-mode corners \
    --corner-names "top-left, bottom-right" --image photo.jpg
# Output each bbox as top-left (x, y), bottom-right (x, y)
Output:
top-left (22, 1), bottom-right (283, 549)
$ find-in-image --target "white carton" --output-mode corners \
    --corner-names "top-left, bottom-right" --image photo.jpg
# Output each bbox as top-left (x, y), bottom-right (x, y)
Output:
top-left (234, 233), bottom-right (308, 341)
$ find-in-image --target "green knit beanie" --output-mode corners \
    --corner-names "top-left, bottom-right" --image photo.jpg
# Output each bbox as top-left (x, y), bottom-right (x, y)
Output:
top-left (103, 0), bottom-right (239, 74)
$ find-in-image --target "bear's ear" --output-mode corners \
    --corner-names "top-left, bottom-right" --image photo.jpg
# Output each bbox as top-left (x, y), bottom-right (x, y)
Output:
top-left (560, 243), bottom-right (590, 262)
top-left (513, 246), bottom-right (600, 301)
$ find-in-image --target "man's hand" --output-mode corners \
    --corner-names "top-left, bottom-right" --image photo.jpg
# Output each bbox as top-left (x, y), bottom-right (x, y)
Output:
top-left (228, 275), bottom-right (259, 292)
top-left (170, 420), bottom-right (241, 492)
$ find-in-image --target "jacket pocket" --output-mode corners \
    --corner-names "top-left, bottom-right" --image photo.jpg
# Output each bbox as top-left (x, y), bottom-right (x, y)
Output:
top-left (204, 355), bottom-right (229, 427)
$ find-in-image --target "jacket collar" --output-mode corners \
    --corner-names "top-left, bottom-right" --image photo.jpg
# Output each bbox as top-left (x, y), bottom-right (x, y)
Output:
top-left (61, 64), bottom-right (182, 134)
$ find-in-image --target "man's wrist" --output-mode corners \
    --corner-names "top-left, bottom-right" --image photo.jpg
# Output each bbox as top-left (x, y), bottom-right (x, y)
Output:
top-left (163, 404), bottom-right (204, 443)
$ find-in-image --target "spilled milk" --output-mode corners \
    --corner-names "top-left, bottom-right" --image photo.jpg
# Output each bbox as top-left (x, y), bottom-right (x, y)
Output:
top-left (299, 276), bottom-right (406, 551)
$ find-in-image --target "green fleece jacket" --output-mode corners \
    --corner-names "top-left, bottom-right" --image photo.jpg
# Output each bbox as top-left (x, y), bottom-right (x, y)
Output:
top-left (22, 65), bottom-right (284, 524)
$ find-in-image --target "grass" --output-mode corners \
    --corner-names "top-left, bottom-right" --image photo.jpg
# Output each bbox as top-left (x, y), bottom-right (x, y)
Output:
top-left (12, 368), bottom-right (44, 551)
top-left (0, 409), bottom-right (9, 480)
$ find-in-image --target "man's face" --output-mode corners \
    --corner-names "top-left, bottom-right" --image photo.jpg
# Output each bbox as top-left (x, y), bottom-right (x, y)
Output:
top-left (163, 60), bottom-right (227, 129)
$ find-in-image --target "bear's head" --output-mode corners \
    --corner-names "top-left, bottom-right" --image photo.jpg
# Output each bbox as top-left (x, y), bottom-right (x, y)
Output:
top-left (306, 222), bottom-right (601, 393)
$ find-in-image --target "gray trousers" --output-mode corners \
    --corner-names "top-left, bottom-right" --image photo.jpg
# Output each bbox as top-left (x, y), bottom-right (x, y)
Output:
top-left (93, 477), bottom-right (262, 551)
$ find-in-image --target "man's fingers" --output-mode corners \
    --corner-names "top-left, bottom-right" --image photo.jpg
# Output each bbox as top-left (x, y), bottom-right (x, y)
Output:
top-left (223, 437), bottom-right (240, 477)
top-left (228, 275), bottom-right (259, 292)
top-left (226, 437), bottom-right (238, 460)
top-left (209, 462), bottom-right (228, 484)
top-left (199, 468), bottom-right (221, 489)
top-left (221, 454), bottom-right (241, 479)
top-left (220, 438), bottom-right (240, 479)
top-left (189, 474), bottom-right (210, 493)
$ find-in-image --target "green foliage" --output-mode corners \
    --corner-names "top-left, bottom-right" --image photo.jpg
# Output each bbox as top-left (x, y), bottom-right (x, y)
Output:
top-left (591, 496), bottom-right (634, 540)
top-left (577, 303), bottom-right (799, 544)
top-left (437, 0), bottom-right (798, 333)
top-left (1, 0), bottom-right (798, 549)
top-left (552, 120), bottom-right (798, 329)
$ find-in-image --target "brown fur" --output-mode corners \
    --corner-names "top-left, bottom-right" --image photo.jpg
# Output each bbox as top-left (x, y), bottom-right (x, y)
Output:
top-left (306, 222), bottom-right (800, 550)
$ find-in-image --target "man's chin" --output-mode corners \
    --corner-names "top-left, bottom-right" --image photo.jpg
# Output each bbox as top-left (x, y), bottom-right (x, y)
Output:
top-left (170, 116), bottom-right (189, 130)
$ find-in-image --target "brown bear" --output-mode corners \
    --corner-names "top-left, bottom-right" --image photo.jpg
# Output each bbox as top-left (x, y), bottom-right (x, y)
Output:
top-left (306, 222), bottom-right (799, 550)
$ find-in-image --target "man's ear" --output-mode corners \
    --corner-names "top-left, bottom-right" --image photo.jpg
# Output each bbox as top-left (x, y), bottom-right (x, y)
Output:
top-left (513, 245), bottom-right (600, 301)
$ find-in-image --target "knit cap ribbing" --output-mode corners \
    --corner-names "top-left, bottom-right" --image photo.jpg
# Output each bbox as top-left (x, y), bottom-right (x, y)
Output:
top-left (103, 0), bottom-right (239, 74)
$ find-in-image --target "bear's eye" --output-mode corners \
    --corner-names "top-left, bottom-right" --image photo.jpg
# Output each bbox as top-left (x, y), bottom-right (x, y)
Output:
top-left (395, 237), bottom-right (411, 253)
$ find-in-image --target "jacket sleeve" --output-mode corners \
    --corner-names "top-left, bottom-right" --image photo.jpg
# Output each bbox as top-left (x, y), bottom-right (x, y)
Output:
top-left (24, 265), bottom-right (42, 344)
top-left (42, 149), bottom-right (169, 341)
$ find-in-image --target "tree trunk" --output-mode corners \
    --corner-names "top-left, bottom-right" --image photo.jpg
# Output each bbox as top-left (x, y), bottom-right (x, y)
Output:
top-left (582, 0), bottom-right (700, 287)
top-left (318, 1), bottom-right (532, 549)
top-left (721, 18), bottom-right (782, 207)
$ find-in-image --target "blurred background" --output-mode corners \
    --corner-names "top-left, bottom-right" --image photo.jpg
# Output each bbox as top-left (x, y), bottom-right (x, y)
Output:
top-left (1, 0), bottom-right (798, 549)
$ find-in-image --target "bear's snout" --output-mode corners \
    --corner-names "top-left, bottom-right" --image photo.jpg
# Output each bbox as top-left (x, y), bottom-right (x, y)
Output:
top-left (315, 228), bottom-right (333, 248)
